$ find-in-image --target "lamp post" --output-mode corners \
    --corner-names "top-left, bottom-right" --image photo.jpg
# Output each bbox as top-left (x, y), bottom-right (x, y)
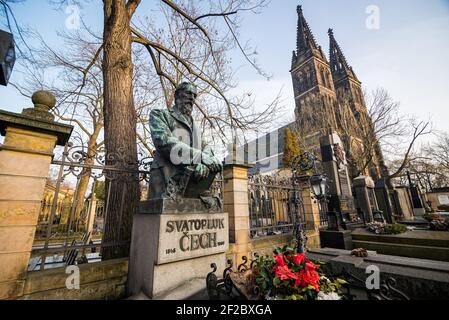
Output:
top-left (292, 151), bottom-right (329, 253)
top-left (0, 29), bottom-right (16, 86)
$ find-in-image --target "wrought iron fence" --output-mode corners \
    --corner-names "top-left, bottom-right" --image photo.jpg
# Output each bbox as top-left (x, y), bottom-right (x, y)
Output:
top-left (318, 198), bottom-right (329, 228)
top-left (29, 142), bottom-right (152, 271)
top-left (248, 173), bottom-right (306, 239)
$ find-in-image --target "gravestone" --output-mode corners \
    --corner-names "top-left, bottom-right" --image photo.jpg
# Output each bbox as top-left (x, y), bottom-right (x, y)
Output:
top-left (375, 179), bottom-right (394, 224)
top-left (406, 171), bottom-right (426, 219)
top-left (318, 129), bottom-right (355, 250)
top-left (127, 83), bottom-right (229, 299)
top-left (353, 176), bottom-right (381, 223)
top-left (319, 128), bottom-right (356, 223)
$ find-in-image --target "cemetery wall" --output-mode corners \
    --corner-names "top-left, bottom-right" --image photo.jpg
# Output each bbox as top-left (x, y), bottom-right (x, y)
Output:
top-left (20, 258), bottom-right (128, 300)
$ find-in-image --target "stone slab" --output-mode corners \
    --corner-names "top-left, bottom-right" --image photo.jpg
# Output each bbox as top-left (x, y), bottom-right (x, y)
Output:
top-left (307, 248), bottom-right (449, 299)
top-left (352, 240), bottom-right (449, 262)
top-left (319, 229), bottom-right (353, 250)
top-left (352, 228), bottom-right (449, 247)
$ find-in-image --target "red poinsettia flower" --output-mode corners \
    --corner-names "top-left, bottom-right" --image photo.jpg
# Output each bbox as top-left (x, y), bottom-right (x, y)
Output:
top-left (274, 253), bottom-right (287, 267)
top-left (293, 253), bottom-right (305, 265)
top-left (298, 268), bottom-right (321, 292)
top-left (274, 265), bottom-right (298, 281)
top-left (305, 261), bottom-right (318, 272)
top-left (294, 273), bottom-right (302, 287)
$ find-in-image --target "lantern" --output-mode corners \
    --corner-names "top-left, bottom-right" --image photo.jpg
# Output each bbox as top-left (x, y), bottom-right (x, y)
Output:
top-left (0, 30), bottom-right (16, 86)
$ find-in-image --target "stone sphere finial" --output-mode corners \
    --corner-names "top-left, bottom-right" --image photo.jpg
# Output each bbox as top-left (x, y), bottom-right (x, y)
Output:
top-left (21, 90), bottom-right (56, 121)
top-left (31, 90), bottom-right (56, 112)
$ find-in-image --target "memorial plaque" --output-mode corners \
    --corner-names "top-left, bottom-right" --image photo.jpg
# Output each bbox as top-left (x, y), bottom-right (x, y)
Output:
top-left (157, 212), bottom-right (229, 265)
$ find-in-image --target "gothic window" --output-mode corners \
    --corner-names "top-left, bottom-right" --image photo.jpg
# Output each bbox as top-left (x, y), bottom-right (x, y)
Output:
top-left (320, 68), bottom-right (327, 88)
top-left (296, 72), bottom-right (302, 92)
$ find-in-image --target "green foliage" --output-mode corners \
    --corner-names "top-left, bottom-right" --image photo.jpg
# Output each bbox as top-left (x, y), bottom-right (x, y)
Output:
top-left (94, 181), bottom-right (106, 201)
top-left (383, 224), bottom-right (408, 234)
top-left (283, 128), bottom-right (301, 169)
top-left (367, 222), bottom-right (408, 235)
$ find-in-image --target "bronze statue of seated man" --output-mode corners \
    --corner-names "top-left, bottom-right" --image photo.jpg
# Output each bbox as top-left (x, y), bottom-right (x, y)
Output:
top-left (148, 82), bottom-right (222, 203)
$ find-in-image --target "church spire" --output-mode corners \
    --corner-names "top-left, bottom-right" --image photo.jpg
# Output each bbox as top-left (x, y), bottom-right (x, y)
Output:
top-left (296, 5), bottom-right (318, 54)
top-left (328, 28), bottom-right (358, 82)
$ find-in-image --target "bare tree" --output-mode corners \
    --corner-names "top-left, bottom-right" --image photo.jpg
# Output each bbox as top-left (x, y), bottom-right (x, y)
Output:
top-left (426, 132), bottom-right (449, 171)
top-left (13, 0), bottom-right (280, 259)
top-left (402, 132), bottom-right (449, 192)
top-left (343, 88), bottom-right (432, 187)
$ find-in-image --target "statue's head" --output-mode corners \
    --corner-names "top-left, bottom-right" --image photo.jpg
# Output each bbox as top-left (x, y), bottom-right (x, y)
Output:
top-left (174, 82), bottom-right (197, 116)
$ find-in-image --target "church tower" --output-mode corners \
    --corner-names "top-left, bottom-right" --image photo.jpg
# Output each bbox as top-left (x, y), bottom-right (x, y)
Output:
top-left (328, 28), bottom-right (365, 118)
top-left (328, 29), bottom-right (388, 180)
top-left (291, 6), bottom-right (339, 143)
top-left (290, 5), bottom-right (389, 182)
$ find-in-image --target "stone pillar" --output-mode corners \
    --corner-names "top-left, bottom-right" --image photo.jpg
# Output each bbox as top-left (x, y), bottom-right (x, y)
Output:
top-left (299, 179), bottom-right (321, 230)
top-left (223, 163), bottom-right (252, 267)
top-left (0, 91), bottom-right (73, 299)
top-left (300, 180), bottom-right (322, 249)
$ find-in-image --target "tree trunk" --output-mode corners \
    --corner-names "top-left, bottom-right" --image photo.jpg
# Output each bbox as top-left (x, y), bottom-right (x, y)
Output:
top-left (101, 0), bottom-right (139, 260)
top-left (73, 127), bottom-right (102, 230)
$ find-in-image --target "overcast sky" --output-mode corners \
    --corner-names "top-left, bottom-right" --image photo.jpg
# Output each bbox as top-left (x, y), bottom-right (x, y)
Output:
top-left (1, 0), bottom-right (448, 140)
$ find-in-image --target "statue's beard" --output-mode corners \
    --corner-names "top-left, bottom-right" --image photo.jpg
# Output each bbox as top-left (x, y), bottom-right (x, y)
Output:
top-left (177, 101), bottom-right (193, 116)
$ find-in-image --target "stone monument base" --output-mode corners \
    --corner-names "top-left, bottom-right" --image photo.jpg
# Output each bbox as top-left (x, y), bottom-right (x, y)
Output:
top-left (319, 229), bottom-right (353, 250)
top-left (127, 200), bottom-right (229, 299)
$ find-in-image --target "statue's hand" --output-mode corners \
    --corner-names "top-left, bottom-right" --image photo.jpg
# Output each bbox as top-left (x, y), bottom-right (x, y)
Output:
top-left (194, 164), bottom-right (210, 181)
top-left (202, 154), bottom-right (222, 173)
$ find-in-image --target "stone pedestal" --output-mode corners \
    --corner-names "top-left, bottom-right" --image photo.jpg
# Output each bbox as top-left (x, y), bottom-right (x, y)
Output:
top-left (0, 91), bottom-right (73, 299)
top-left (319, 229), bottom-right (352, 250)
top-left (127, 199), bottom-right (229, 299)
